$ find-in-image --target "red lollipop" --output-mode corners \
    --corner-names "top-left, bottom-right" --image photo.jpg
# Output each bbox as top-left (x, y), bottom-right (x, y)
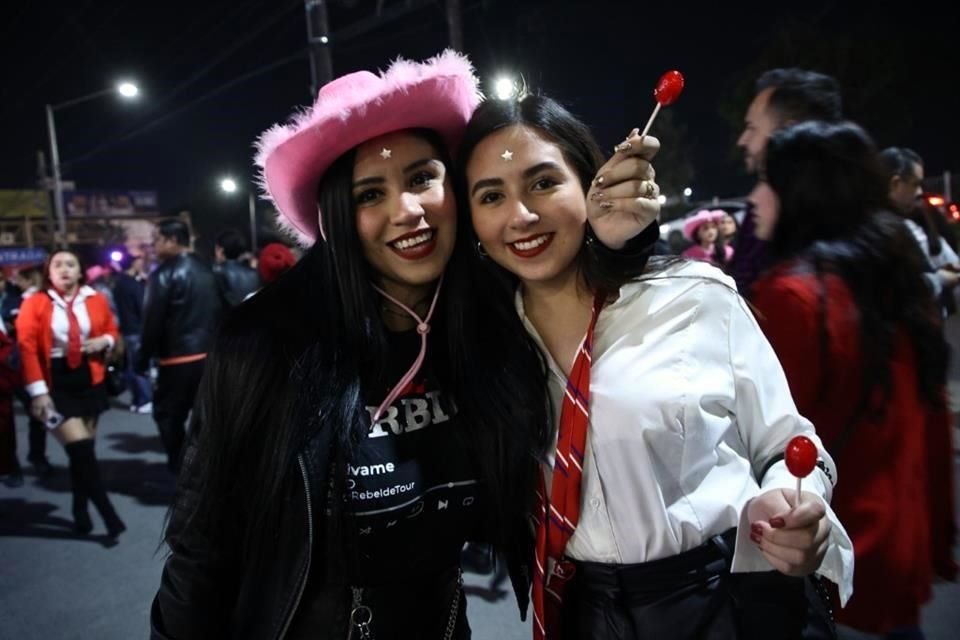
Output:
top-left (654, 70), bottom-right (685, 106)
top-left (639, 70), bottom-right (686, 139)
top-left (785, 435), bottom-right (818, 504)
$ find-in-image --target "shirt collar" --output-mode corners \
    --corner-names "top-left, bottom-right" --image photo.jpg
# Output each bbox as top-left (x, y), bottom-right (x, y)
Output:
top-left (47, 285), bottom-right (96, 307)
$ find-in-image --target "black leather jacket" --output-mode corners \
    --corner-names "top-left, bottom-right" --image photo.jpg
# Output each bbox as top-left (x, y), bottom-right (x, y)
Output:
top-left (138, 253), bottom-right (221, 369)
top-left (214, 260), bottom-right (260, 308)
top-left (151, 425), bottom-right (332, 640)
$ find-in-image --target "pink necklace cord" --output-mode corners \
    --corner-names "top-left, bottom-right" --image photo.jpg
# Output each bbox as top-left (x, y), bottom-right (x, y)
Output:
top-left (370, 274), bottom-right (444, 423)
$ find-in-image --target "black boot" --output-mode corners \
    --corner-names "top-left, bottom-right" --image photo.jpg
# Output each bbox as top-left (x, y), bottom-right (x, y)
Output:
top-left (64, 440), bottom-right (126, 538)
top-left (66, 453), bottom-right (93, 535)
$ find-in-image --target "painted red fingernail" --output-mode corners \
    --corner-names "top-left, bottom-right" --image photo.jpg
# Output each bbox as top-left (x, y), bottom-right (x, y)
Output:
top-left (750, 524), bottom-right (763, 537)
top-left (769, 517), bottom-right (786, 529)
top-left (750, 532), bottom-right (761, 544)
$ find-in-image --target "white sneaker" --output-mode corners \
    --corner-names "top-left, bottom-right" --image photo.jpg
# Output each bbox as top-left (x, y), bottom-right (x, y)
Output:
top-left (135, 402), bottom-right (153, 414)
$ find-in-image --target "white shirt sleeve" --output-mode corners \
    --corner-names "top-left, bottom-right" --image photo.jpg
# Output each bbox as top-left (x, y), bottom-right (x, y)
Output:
top-left (26, 380), bottom-right (50, 397)
top-left (724, 294), bottom-right (855, 605)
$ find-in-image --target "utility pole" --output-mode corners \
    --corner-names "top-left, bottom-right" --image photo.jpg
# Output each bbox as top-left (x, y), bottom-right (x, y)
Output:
top-left (304, 0), bottom-right (334, 96)
top-left (36, 150), bottom-right (54, 249)
top-left (248, 191), bottom-right (258, 253)
top-left (445, 0), bottom-right (463, 51)
top-left (45, 104), bottom-right (67, 248)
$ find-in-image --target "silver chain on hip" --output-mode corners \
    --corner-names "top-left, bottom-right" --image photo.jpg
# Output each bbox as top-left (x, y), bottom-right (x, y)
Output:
top-left (442, 569), bottom-right (464, 640)
top-left (347, 569), bottom-right (463, 640)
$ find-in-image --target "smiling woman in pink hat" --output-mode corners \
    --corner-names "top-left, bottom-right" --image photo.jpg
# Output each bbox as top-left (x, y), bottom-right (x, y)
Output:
top-left (150, 50), bottom-right (657, 640)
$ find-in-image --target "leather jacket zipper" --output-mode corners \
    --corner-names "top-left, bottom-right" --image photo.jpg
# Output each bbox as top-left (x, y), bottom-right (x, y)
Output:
top-left (275, 455), bottom-right (314, 640)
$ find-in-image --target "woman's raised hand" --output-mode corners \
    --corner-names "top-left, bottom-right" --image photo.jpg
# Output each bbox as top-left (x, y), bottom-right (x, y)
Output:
top-left (586, 131), bottom-right (661, 249)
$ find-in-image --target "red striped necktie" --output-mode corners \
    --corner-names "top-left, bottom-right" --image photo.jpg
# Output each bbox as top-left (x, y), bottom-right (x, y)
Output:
top-left (532, 292), bottom-right (605, 640)
top-left (60, 289), bottom-right (83, 369)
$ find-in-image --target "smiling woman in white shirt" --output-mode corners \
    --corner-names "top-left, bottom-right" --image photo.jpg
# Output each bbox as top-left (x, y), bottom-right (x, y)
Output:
top-left (459, 94), bottom-right (854, 640)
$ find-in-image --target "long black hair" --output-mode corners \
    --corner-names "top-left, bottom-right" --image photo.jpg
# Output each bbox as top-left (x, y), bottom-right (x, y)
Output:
top-left (764, 121), bottom-right (947, 412)
top-left (456, 94), bottom-right (658, 295)
top-left (170, 129), bottom-right (550, 579)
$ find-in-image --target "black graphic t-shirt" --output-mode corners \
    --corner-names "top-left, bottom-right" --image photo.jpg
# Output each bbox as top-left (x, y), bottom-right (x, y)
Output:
top-left (343, 329), bottom-right (483, 586)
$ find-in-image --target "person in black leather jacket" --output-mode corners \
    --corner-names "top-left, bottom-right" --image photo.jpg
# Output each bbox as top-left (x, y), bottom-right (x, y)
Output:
top-left (213, 228), bottom-right (260, 308)
top-left (138, 219), bottom-right (220, 472)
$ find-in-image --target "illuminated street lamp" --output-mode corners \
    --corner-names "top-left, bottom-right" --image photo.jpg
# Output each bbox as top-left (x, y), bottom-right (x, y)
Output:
top-left (45, 81), bottom-right (140, 247)
top-left (219, 176), bottom-right (258, 251)
top-left (493, 75), bottom-right (518, 100)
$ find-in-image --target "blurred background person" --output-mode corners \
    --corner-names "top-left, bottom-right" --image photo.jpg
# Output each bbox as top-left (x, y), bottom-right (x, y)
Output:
top-left (12, 266), bottom-right (43, 301)
top-left (113, 253), bottom-right (152, 414)
top-left (0, 313), bottom-right (22, 487)
top-left (2, 266), bottom-right (53, 477)
top-left (749, 121), bottom-right (957, 639)
top-left (718, 211), bottom-right (739, 248)
top-left (882, 147), bottom-right (960, 316)
top-left (213, 227), bottom-right (259, 309)
top-left (241, 242), bottom-right (297, 302)
top-left (255, 242), bottom-right (295, 286)
top-left (85, 264), bottom-right (119, 324)
top-left (139, 220), bottom-right (220, 472)
top-left (16, 250), bottom-right (125, 537)
top-left (681, 208), bottom-right (734, 267)
top-left (733, 68), bottom-right (843, 295)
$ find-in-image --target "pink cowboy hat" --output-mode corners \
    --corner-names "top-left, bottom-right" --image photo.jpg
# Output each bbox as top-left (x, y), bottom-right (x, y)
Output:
top-left (682, 209), bottom-right (725, 241)
top-left (254, 49), bottom-right (481, 246)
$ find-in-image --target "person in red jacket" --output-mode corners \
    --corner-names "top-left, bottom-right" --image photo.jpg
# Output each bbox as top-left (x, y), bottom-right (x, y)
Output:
top-left (750, 121), bottom-right (957, 638)
top-left (16, 249), bottom-right (125, 538)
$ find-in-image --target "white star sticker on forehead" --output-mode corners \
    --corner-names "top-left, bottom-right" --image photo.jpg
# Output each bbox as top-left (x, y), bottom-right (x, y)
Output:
top-left (379, 147), bottom-right (392, 159)
top-left (501, 149), bottom-right (513, 161)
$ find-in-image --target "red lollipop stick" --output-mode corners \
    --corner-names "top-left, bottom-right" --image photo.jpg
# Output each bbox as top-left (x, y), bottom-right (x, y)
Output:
top-left (784, 435), bottom-right (818, 504)
top-left (639, 70), bottom-right (685, 139)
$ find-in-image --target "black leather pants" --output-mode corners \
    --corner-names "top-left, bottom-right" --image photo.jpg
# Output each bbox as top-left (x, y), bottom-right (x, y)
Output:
top-left (560, 529), bottom-right (836, 640)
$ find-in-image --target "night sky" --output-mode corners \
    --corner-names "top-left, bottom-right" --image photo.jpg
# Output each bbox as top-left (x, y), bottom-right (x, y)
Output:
top-left (3, 0), bottom-right (958, 245)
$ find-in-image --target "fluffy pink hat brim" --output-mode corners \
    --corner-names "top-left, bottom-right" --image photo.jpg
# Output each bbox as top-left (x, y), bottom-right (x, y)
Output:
top-left (254, 49), bottom-right (481, 247)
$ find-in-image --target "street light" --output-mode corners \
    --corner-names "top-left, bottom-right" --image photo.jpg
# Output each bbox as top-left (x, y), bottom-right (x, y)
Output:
top-left (45, 81), bottom-right (140, 247)
top-left (493, 75), bottom-right (518, 100)
top-left (117, 82), bottom-right (139, 98)
top-left (219, 176), bottom-right (258, 252)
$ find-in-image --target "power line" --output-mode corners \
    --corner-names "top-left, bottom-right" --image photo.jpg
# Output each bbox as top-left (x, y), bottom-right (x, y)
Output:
top-left (63, 51), bottom-right (306, 170)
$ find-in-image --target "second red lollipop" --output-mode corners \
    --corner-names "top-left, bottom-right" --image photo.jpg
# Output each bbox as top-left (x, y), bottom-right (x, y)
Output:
top-left (785, 435), bottom-right (818, 503)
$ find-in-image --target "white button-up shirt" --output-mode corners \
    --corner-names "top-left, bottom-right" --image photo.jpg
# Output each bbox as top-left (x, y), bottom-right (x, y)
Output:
top-left (48, 286), bottom-right (97, 358)
top-left (517, 260), bottom-right (854, 604)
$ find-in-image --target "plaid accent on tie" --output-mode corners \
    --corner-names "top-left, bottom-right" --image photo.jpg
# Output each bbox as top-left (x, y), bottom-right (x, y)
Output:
top-left (532, 292), bottom-right (605, 640)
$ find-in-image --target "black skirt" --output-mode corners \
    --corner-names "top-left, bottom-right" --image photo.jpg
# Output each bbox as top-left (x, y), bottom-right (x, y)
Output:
top-left (50, 357), bottom-right (109, 420)
top-left (561, 528), bottom-right (836, 640)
